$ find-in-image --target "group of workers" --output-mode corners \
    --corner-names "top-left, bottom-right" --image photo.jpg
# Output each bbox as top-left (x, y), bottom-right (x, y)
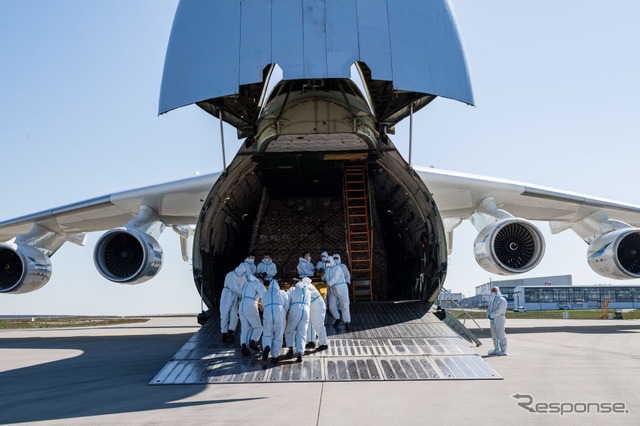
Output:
top-left (219, 251), bottom-right (352, 363)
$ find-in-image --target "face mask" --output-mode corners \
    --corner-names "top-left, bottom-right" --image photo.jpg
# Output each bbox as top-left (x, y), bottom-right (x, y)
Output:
top-left (247, 258), bottom-right (255, 264)
top-left (262, 258), bottom-right (270, 264)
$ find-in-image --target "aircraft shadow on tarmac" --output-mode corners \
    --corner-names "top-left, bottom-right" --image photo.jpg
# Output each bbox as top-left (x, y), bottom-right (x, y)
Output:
top-left (0, 333), bottom-right (264, 424)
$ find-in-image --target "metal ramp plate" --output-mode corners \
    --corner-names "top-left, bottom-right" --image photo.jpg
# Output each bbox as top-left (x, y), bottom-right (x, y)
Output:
top-left (151, 301), bottom-right (501, 384)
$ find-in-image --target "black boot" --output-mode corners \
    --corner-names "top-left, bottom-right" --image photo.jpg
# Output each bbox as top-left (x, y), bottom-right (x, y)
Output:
top-left (270, 357), bottom-right (279, 364)
top-left (286, 347), bottom-right (296, 358)
top-left (222, 332), bottom-right (229, 343)
top-left (317, 344), bottom-right (328, 351)
top-left (249, 340), bottom-right (259, 351)
top-left (241, 344), bottom-right (251, 356)
top-left (305, 342), bottom-right (316, 349)
top-left (333, 319), bottom-right (341, 327)
top-left (227, 329), bottom-right (235, 342)
top-left (262, 346), bottom-right (270, 360)
top-left (345, 322), bottom-right (350, 331)
top-left (296, 354), bottom-right (303, 363)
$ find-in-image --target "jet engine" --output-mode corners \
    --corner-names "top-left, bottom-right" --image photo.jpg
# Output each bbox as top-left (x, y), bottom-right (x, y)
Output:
top-left (93, 228), bottom-right (163, 284)
top-left (474, 218), bottom-right (545, 275)
top-left (0, 244), bottom-right (52, 294)
top-left (587, 228), bottom-right (640, 279)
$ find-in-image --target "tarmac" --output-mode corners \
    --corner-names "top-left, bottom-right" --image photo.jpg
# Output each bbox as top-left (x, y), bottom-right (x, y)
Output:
top-left (1, 315), bottom-right (639, 425)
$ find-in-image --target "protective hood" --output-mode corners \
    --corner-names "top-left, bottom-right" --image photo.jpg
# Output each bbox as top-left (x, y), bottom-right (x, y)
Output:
top-left (245, 257), bottom-right (255, 264)
top-left (301, 277), bottom-right (312, 286)
top-left (248, 274), bottom-right (259, 282)
top-left (491, 286), bottom-right (502, 296)
top-left (261, 258), bottom-right (272, 264)
top-left (333, 254), bottom-right (341, 264)
top-left (326, 258), bottom-right (336, 268)
top-left (320, 251), bottom-right (329, 260)
top-left (269, 279), bottom-right (280, 290)
top-left (235, 264), bottom-right (247, 276)
top-left (299, 256), bottom-right (310, 263)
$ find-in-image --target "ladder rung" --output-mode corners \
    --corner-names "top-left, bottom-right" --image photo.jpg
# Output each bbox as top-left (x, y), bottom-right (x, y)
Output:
top-left (348, 214), bottom-right (368, 218)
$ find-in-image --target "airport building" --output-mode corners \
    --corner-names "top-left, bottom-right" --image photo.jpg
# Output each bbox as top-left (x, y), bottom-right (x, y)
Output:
top-left (513, 285), bottom-right (640, 310)
top-left (459, 275), bottom-right (572, 310)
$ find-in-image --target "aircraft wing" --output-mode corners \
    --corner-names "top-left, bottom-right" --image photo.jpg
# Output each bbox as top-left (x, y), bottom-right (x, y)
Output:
top-left (417, 166), bottom-right (640, 224)
top-left (416, 166), bottom-right (640, 248)
top-left (5, 166), bottom-right (640, 244)
top-left (0, 173), bottom-right (219, 242)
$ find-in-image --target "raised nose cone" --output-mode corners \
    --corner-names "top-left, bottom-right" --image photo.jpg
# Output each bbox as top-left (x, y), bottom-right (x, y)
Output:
top-left (159, 0), bottom-right (474, 134)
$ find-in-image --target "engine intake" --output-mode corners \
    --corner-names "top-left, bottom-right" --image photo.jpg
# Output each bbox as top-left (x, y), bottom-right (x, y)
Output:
top-left (474, 218), bottom-right (545, 275)
top-left (0, 244), bottom-right (52, 294)
top-left (588, 228), bottom-right (640, 279)
top-left (94, 228), bottom-right (163, 284)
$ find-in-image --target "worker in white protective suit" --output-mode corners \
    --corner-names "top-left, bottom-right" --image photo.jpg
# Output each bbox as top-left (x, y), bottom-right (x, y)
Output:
top-left (303, 277), bottom-right (328, 350)
top-left (487, 286), bottom-right (508, 356)
top-left (297, 251), bottom-right (315, 278)
top-left (285, 278), bottom-right (312, 362)
top-left (239, 274), bottom-right (267, 356)
top-left (261, 279), bottom-right (290, 363)
top-left (243, 253), bottom-right (257, 277)
top-left (256, 252), bottom-right (277, 283)
top-left (220, 264), bottom-right (247, 343)
top-left (325, 257), bottom-right (351, 330)
top-left (333, 254), bottom-right (351, 285)
top-left (315, 251), bottom-right (329, 273)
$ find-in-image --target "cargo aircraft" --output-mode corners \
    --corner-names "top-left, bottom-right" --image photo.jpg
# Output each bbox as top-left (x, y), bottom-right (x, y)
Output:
top-left (2, 0), bottom-right (640, 312)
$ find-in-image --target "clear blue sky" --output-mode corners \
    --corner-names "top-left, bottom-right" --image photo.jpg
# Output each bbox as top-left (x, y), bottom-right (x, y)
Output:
top-left (1, 0), bottom-right (640, 315)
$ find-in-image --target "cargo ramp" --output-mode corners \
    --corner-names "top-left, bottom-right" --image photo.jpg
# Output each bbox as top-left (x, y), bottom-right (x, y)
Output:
top-left (152, 301), bottom-right (500, 384)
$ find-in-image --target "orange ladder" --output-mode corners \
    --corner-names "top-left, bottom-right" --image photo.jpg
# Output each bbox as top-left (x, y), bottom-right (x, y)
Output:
top-left (343, 162), bottom-right (374, 301)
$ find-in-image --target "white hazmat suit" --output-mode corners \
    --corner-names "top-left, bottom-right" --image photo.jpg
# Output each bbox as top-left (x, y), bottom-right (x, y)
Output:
top-left (243, 257), bottom-right (257, 276)
top-left (315, 252), bottom-right (329, 273)
top-left (325, 258), bottom-right (351, 326)
top-left (285, 280), bottom-right (311, 358)
top-left (304, 278), bottom-right (328, 348)
top-left (261, 279), bottom-right (290, 362)
top-left (220, 264), bottom-right (247, 337)
top-left (333, 254), bottom-right (351, 284)
top-left (297, 256), bottom-right (315, 278)
top-left (257, 257), bottom-right (277, 282)
top-left (486, 287), bottom-right (508, 356)
top-left (239, 275), bottom-right (267, 353)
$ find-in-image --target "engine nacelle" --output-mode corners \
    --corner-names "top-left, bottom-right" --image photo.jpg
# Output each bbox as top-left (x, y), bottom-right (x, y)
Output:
top-left (93, 228), bottom-right (163, 284)
top-left (588, 228), bottom-right (640, 279)
top-left (0, 244), bottom-right (52, 294)
top-left (474, 218), bottom-right (545, 275)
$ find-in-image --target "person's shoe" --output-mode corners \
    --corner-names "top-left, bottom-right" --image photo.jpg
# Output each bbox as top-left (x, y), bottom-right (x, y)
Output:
top-left (317, 344), bottom-right (328, 351)
top-left (221, 332), bottom-right (229, 343)
top-left (262, 346), bottom-right (270, 361)
top-left (270, 357), bottom-right (279, 364)
top-left (344, 322), bottom-right (350, 331)
top-left (333, 319), bottom-right (341, 327)
top-left (487, 349), bottom-right (498, 356)
top-left (497, 351), bottom-right (509, 356)
top-left (249, 340), bottom-right (259, 351)
top-left (305, 342), bottom-right (316, 349)
top-left (227, 330), bottom-right (235, 342)
top-left (286, 347), bottom-right (296, 358)
top-left (296, 354), bottom-right (303, 363)
top-left (241, 344), bottom-right (251, 356)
